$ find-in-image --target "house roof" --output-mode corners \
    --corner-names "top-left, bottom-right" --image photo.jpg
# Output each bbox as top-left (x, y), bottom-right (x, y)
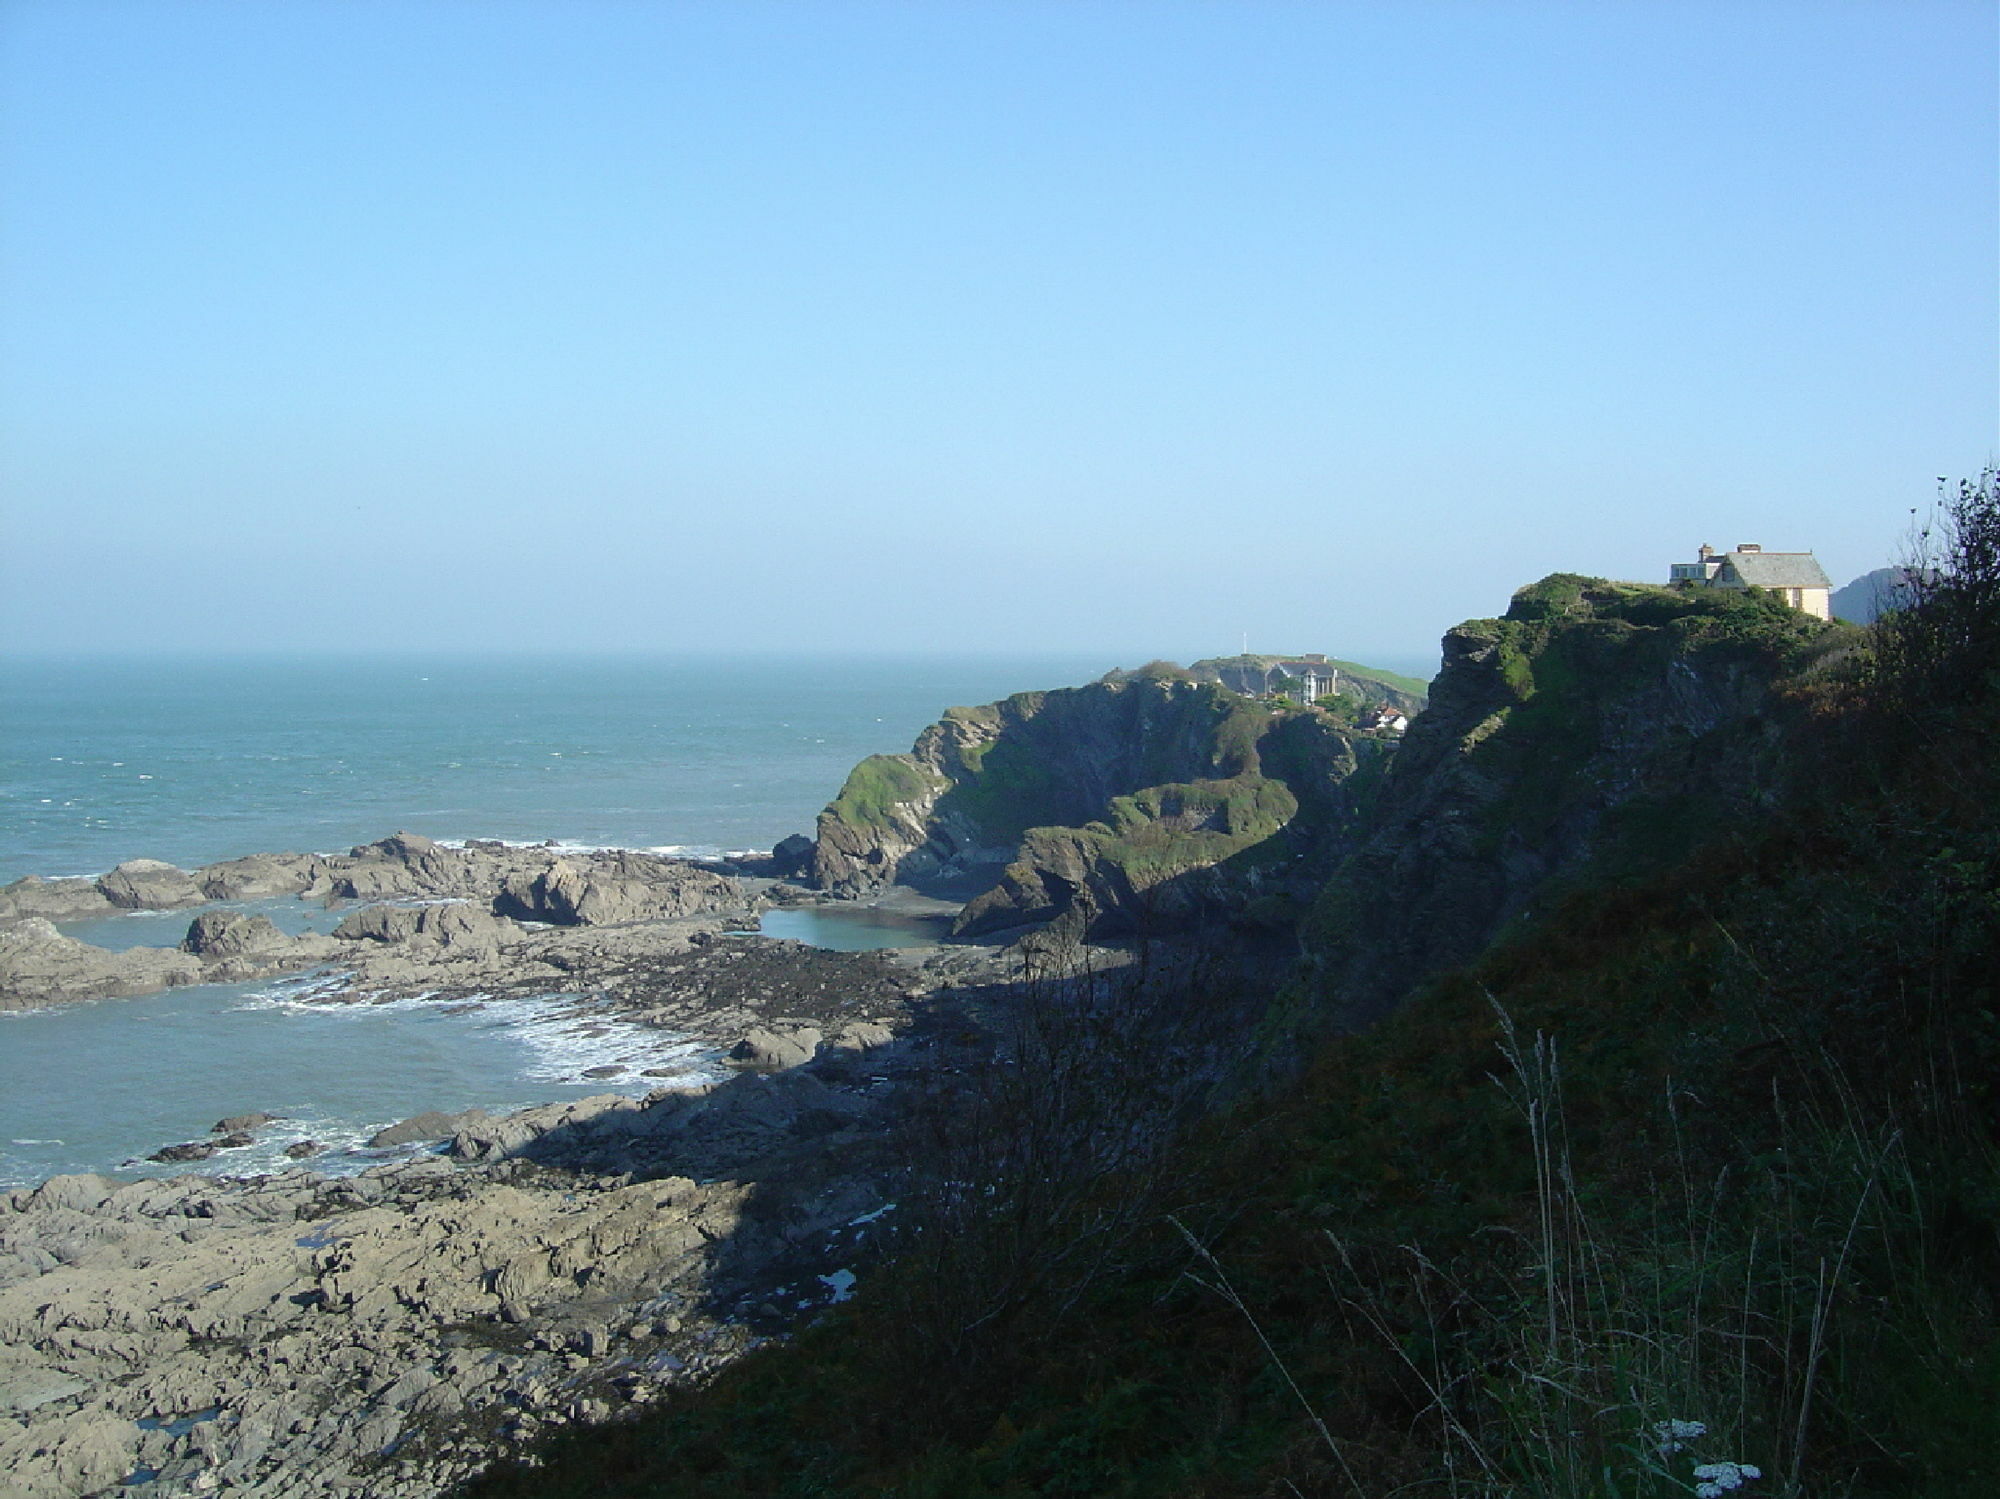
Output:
top-left (1720, 551), bottom-right (1832, 590)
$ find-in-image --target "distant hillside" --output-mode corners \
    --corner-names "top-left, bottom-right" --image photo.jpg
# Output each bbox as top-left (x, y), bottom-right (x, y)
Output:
top-left (1128, 653), bottom-right (1431, 713)
top-left (1832, 565), bottom-right (1916, 622)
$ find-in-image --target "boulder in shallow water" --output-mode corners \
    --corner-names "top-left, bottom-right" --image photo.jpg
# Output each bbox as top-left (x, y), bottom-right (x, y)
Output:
top-left (148, 1141), bottom-right (216, 1163)
top-left (97, 859), bottom-right (205, 911)
top-left (367, 1108), bottom-right (490, 1149)
top-left (181, 912), bottom-right (288, 959)
top-left (0, 874), bottom-right (116, 922)
top-left (195, 852), bottom-right (322, 900)
top-left (212, 1112), bottom-right (277, 1133)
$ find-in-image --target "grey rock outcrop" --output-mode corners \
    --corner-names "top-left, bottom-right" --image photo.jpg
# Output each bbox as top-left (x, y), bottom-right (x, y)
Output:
top-left (769, 833), bottom-right (816, 877)
top-left (197, 852), bottom-right (327, 900)
top-left (0, 919), bottom-right (202, 1009)
top-left (213, 1112), bottom-right (278, 1133)
top-left (367, 1108), bottom-right (492, 1148)
top-left (179, 911), bottom-right (339, 983)
top-left (333, 902), bottom-right (512, 951)
top-left (493, 853), bottom-right (744, 927)
top-left (0, 875), bottom-right (116, 923)
top-left (729, 1026), bottom-right (824, 1071)
top-left (96, 858), bottom-right (206, 910)
top-left (181, 910), bottom-right (290, 959)
top-left (0, 1160), bottom-right (756, 1499)
top-left (1301, 575), bottom-right (1831, 1025)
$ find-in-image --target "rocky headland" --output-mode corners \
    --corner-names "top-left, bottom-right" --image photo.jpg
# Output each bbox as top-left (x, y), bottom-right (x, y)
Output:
top-left (806, 670), bottom-right (1412, 940)
top-left (0, 650), bottom-right (1426, 1498)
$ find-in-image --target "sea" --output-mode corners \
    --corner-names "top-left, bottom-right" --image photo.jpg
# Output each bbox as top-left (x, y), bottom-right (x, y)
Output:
top-left (0, 653), bottom-right (1108, 1190)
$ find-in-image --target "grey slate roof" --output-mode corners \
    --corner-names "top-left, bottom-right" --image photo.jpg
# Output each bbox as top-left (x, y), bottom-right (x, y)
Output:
top-left (1719, 551), bottom-right (1832, 590)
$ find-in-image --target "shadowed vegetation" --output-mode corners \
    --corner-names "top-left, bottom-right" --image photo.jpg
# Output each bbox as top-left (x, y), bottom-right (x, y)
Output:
top-left (461, 474), bottom-right (2000, 1498)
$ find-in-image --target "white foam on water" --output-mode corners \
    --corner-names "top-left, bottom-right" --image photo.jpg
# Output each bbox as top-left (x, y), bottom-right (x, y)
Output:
top-left (469, 994), bottom-right (720, 1091)
top-left (428, 836), bottom-right (722, 860)
top-left (227, 977), bottom-right (722, 1094)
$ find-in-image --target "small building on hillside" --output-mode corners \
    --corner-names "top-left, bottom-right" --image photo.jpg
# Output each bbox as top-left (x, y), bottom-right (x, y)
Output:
top-left (1273, 655), bottom-right (1340, 703)
top-left (1358, 704), bottom-right (1410, 735)
top-left (1669, 544), bottom-right (1832, 619)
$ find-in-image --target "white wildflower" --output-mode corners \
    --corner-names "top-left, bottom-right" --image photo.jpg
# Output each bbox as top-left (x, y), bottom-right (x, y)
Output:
top-left (1653, 1418), bottom-right (1708, 1455)
top-left (1691, 1460), bottom-right (1762, 1496)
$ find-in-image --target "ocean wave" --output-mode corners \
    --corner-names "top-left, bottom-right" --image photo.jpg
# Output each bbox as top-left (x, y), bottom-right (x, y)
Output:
top-left (430, 836), bottom-right (725, 860)
top-left (226, 982), bottom-right (721, 1094)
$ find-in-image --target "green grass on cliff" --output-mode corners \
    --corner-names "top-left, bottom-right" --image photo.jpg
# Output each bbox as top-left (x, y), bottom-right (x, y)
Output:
top-left (820, 754), bottom-right (942, 833)
top-left (462, 481), bottom-right (2000, 1499)
top-left (1028, 773), bottom-right (1300, 890)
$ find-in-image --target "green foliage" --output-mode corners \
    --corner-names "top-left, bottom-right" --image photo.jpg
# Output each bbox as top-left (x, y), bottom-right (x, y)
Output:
top-left (461, 513), bottom-right (2000, 1499)
top-left (823, 754), bottom-right (941, 832)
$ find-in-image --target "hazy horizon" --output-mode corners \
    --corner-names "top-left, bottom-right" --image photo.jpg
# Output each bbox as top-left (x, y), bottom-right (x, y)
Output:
top-left (3, 1), bottom-right (1992, 666)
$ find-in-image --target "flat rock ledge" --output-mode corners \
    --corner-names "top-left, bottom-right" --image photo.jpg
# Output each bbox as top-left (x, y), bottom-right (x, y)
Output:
top-left (0, 918), bottom-right (1046, 1499)
top-left (0, 1018), bottom-right (946, 1499)
top-left (0, 1157), bottom-right (760, 1499)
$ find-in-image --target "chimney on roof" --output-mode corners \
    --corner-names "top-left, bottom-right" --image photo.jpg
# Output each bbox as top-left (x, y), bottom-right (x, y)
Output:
top-left (1737, 543), bottom-right (1761, 553)
top-left (1698, 544), bottom-right (1714, 560)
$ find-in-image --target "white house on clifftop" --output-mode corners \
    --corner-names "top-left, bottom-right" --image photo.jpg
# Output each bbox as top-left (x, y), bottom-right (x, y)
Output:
top-left (1670, 543), bottom-right (1832, 619)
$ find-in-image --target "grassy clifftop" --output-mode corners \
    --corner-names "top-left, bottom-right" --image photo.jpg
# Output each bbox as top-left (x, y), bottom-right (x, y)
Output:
top-left (1300, 573), bottom-right (1843, 1024)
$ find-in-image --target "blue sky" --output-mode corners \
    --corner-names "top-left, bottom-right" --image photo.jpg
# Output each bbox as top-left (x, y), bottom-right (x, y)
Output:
top-left (2, 0), bottom-right (1992, 673)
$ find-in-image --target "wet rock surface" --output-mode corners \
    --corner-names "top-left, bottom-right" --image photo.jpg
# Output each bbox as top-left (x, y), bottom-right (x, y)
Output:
top-left (0, 833), bottom-right (1061, 1498)
top-left (0, 948), bottom-right (1038, 1499)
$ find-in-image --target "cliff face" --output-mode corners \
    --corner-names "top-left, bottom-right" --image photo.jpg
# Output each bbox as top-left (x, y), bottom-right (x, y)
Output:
top-left (810, 675), bottom-right (1394, 936)
top-left (1299, 574), bottom-right (1838, 1024)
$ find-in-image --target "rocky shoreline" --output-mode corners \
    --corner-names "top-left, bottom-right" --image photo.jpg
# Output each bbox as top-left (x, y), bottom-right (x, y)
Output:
top-left (0, 832), bottom-right (1061, 1498)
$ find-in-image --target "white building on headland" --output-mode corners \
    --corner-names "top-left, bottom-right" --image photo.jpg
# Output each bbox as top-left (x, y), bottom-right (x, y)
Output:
top-left (1273, 655), bottom-right (1340, 703)
top-left (1669, 544), bottom-right (1832, 619)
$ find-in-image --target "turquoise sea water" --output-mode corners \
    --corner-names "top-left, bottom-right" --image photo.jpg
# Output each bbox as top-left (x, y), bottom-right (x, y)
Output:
top-left (0, 654), bottom-right (1108, 882)
top-left (0, 653), bottom-right (1101, 1187)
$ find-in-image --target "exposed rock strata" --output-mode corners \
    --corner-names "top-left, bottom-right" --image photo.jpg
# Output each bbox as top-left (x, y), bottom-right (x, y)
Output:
top-left (811, 675), bottom-right (1394, 937)
top-left (0, 1159), bottom-right (757, 1499)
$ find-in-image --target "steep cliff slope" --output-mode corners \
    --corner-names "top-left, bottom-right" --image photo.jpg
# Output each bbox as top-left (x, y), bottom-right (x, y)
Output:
top-left (810, 674), bottom-right (1396, 936)
top-left (1301, 572), bottom-right (1839, 1023)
